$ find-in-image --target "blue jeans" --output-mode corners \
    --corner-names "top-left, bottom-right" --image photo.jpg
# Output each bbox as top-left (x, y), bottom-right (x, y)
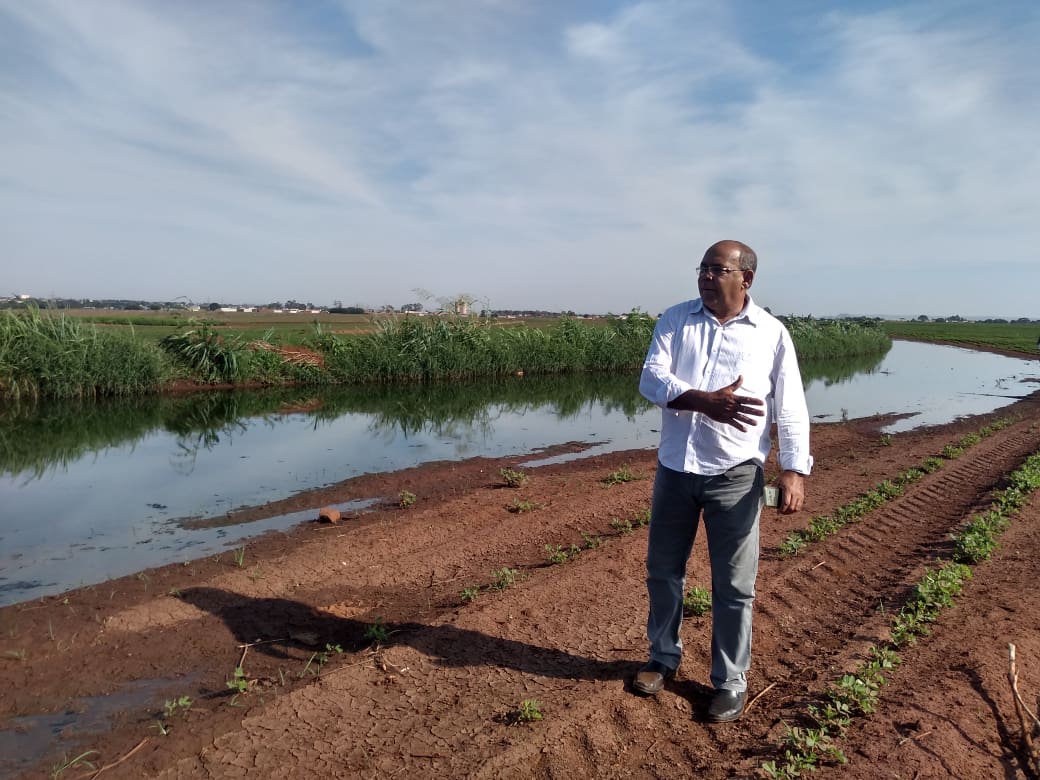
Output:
top-left (645, 461), bottom-right (764, 691)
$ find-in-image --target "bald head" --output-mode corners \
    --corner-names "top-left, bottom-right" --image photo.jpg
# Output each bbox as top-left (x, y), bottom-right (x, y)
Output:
top-left (704, 240), bottom-right (757, 272)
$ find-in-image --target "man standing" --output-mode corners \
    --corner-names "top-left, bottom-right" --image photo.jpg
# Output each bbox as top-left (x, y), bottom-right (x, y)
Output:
top-left (634, 240), bottom-right (812, 722)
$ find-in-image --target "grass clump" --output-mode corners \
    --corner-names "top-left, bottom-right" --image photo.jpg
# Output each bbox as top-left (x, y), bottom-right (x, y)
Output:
top-left (581, 531), bottom-right (604, 549)
top-left (51, 750), bottom-right (100, 778)
top-left (0, 306), bottom-right (169, 401)
top-left (545, 544), bottom-right (569, 564)
top-left (499, 467), bottom-right (529, 488)
top-left (682, 586), bottom-right (711, 617)
top-left (603, 465), bottom-right (638, 486)
top-left (398, 490), bottom-right (416, 508)
top-left (160, 322), bottom-right (242, 382)
top-left (508, 498), bottom-right (543, 513)
top-left (489, 567), bottom-right (519, 591)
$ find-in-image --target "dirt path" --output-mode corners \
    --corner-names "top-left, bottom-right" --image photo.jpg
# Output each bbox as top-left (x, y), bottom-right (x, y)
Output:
top-left (2, 395), bottom-right (1040, 779)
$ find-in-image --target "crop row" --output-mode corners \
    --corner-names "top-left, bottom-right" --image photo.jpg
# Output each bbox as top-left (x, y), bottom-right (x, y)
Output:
top-left (762, 444), bottom-right (1040, 778)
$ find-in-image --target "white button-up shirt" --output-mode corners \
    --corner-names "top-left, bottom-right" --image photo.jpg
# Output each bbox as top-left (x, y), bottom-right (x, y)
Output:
top-left (639, 295), bottom-right (813, 476)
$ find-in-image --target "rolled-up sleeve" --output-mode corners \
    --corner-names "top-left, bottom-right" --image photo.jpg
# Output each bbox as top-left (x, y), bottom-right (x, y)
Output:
top-left (772, 328), bottom-right (813, 474)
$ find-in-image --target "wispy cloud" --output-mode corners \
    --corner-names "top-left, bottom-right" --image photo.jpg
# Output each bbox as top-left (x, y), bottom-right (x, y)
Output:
top-left (1, 0), bottom-right (1036, 316)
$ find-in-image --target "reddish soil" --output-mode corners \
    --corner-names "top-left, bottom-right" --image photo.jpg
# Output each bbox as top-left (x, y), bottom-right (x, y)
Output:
top-left (3, 394), bottom-right (1040, 779)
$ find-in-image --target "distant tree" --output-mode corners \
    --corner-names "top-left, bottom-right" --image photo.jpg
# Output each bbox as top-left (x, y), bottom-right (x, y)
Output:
top-left (401, 302), bottom-right (423, 313)
top-left (916, 315), bottom-right (929, 322)
top-left (208, 302), bottom-right (221, 311)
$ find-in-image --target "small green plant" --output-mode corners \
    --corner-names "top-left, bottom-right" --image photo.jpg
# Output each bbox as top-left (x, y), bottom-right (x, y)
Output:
top-left (545, 544), bottom-right (569, 564)
top-left (603, 466), bottom-right (637, 486)
top-left (633, 508), bottom-right (651, 527)
top-left (682, 586), bottom-right (711, 617)
top-left (51, 750), bottom-right (100, 778)
top-left (364, 617), bottom-right (389, 643)
top-left (232, 546), bottom-right (246, 568)
top-left (879, 433), bottom-right (893, 446)
top-left (499, 467), bottom-right (529, 488)
top-left (921, 456), bottom-right (944, 473)
top-left (609, 518), bottom-right (634, 535)
top-left (227, 666), bottom-right (250, 695)
top-left (460, 585), bottom-right (480, 602)
top-left (508, 497), bottom-right (543, 513)
top-left (581, 531), bottom-right (604, 549)
top-left (490, 567), bottom-right (518, 591)
top-left (164, 695), bottom-right (193, 718)
top-left (506, 698), bottom-right (543, 724)
top-left (299, 643), bottom-right (343, 678)
top-left (399, 490), bottom-right (416, 508)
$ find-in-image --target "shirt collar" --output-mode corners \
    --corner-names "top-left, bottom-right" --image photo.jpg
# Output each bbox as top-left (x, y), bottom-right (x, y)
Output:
top-left (691, 294), bottom-right (761, 325)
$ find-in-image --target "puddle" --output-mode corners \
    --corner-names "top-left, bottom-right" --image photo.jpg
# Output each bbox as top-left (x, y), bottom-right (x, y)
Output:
top-left (0, 676), bottom-right (193, 779)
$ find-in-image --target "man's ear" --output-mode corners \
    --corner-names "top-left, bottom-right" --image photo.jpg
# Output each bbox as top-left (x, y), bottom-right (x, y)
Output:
top-left (742, 270), bottom-right (755, 289)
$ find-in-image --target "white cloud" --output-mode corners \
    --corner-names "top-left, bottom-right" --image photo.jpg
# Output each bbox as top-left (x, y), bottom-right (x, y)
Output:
top-left (1, 0), bottom-right (1037, 316)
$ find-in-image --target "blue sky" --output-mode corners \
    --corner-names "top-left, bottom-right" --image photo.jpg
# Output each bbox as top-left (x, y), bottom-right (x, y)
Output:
top-left (2, 1), bottom-right (1037, 317)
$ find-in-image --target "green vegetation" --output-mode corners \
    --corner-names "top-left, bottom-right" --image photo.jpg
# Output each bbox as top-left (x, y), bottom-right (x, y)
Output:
top-left (0, 307), bottom-right (169, 401)
top-left (227, 666), bottom-right (250, 695)
top-left (779, 418), bottom-right (1013, 556)
top-left (763, 444), bottom-right (1040, 779)
top-left (883, 320), bottom-right (1039, 355)
top-left (51, 749), bottom-right (100, 778)
top-left (780, 317), bottom-right (891, 361)
top-left (398, 490), bottom-right (416, 508)
top-left (299, 643), bottom-right (343, 678)
top-left (503, 698), bottom-right (544, 724)
top-left (581, 531), bottom-right (604, 549)
top-left (489, 567), bottom-right (519, 591)
top-left (499, 467), bottom-right (529, 488)
top-left (508, 498), bottom-right (543, 513)
top-left (603, 465), bottom-right (638, 486)
top-left (682, 586), bottom-right (711, 617)
top-left (460, 585), bottom-right (480, 602)
top-left (363, 617), bottom-right (389, 643)
top-left (2, 307), bottom-right (892, 401)
top-left (164, 695), bottom-right (193, 718)
top-left (545, 544), bottom-right (569, 564)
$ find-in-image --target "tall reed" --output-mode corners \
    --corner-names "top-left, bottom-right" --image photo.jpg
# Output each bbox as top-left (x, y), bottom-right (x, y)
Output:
top-left (0, 307), bottom-right (169, 401)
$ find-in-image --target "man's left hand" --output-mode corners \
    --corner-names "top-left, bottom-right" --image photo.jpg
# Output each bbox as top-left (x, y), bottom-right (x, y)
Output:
top-left (777, 470), bottom-right (805, 514)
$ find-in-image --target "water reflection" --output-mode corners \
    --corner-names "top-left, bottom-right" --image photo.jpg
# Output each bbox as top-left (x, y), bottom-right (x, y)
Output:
top-left (1, 342), bottom-right (1035, 606)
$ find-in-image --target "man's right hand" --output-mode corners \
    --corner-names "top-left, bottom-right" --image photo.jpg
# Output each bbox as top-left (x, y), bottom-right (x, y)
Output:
top-left (667, 375), bottom-right (765, 432)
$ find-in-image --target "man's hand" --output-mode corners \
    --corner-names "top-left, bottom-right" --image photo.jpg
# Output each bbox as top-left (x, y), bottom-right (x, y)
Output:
top-left (777, 470), bottom-right (805, 514)
top-left (668, 376), bottom-right (765, 432)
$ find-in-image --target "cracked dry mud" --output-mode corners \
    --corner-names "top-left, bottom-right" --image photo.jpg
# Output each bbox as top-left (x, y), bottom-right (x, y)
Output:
top-left (3, 392), bottom-right (1040, 779)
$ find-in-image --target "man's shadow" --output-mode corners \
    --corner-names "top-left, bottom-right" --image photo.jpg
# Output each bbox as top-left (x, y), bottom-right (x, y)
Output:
top-left (181, 586), bottom-right (637, 683)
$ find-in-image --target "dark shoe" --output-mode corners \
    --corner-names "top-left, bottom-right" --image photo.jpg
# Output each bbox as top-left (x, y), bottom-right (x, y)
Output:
top-left (707, 689), bottom-right (746, 722)
top-left (632, 660), bottom-right (676, 696)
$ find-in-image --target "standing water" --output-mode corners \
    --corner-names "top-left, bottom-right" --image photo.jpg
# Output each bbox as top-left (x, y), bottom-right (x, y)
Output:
top-left (0, 341), bottom-right (1035, 605)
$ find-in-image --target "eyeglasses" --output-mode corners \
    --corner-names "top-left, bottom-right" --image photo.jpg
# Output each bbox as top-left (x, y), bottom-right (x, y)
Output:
top-left (697, 264), bottom-right (744, 278)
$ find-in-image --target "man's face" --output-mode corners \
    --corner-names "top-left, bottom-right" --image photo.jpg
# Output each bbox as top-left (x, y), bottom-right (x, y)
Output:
top-left (697, 245), bottom-right (753, 317)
